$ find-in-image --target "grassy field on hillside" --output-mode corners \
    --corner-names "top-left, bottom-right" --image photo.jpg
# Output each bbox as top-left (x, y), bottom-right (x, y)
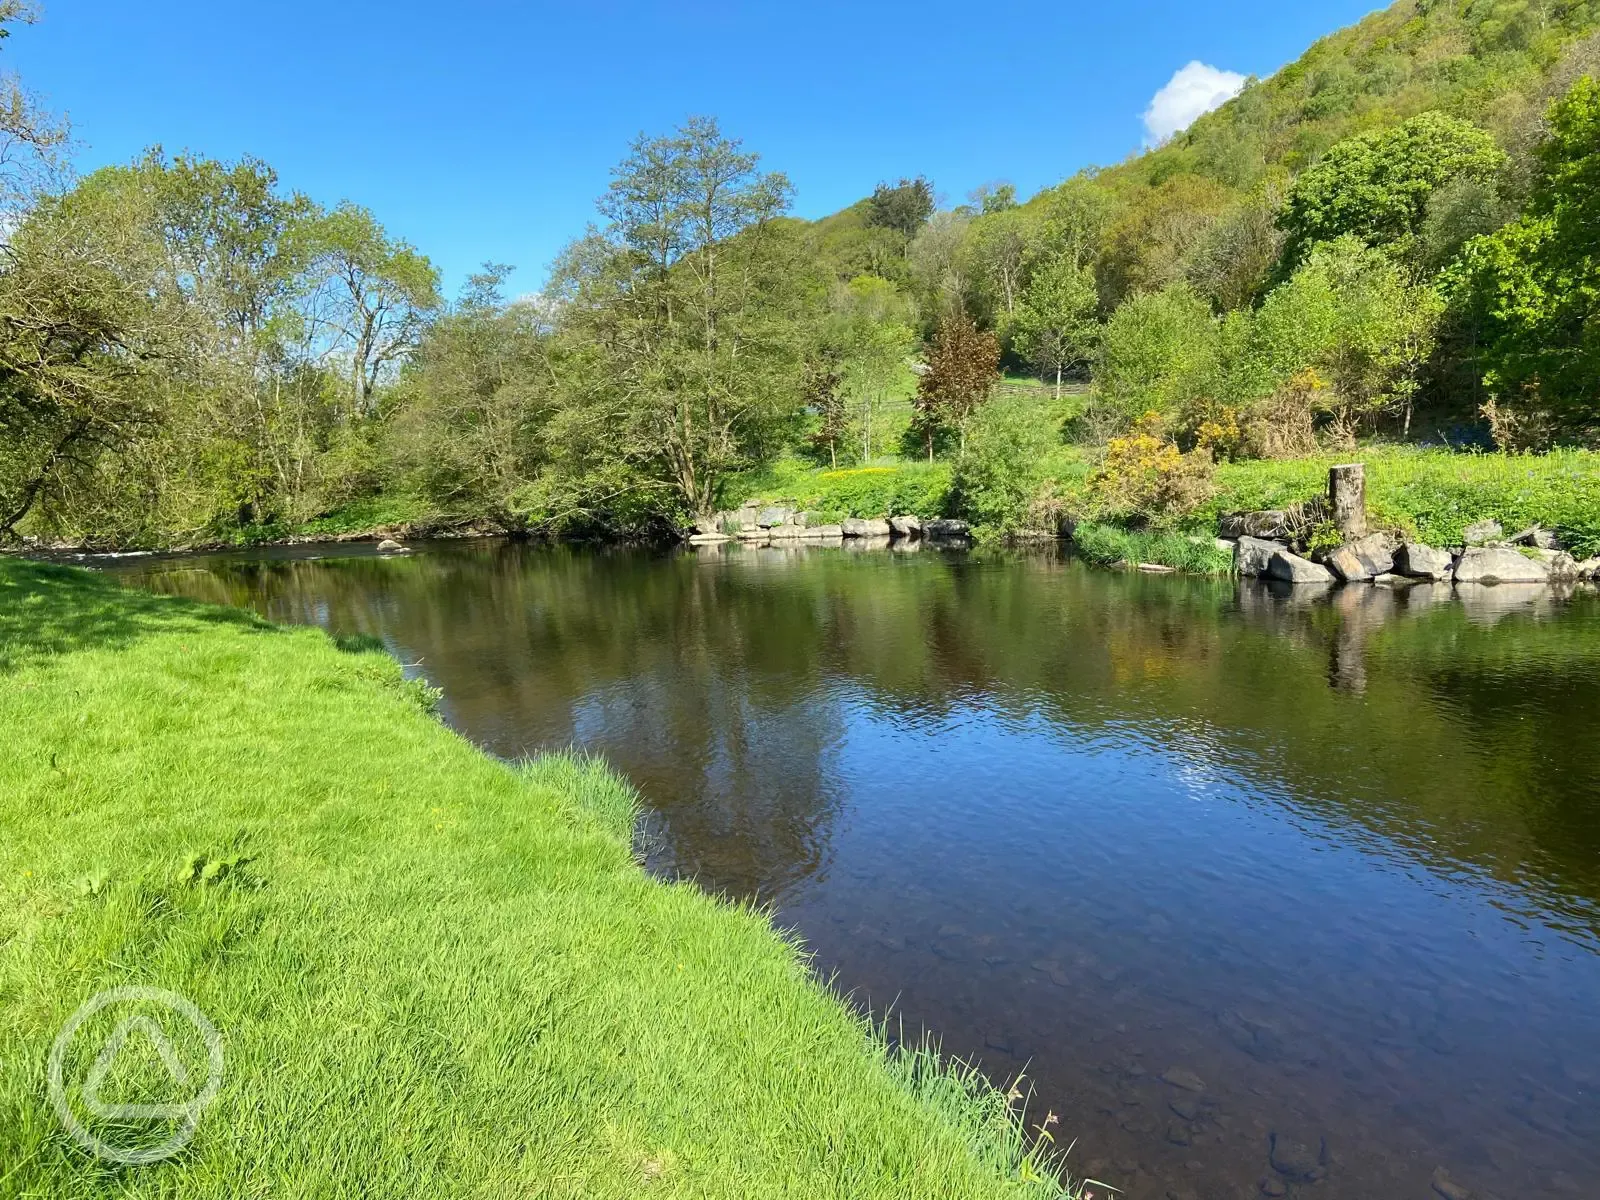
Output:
top-left (0, 560), bottom-right (1073, 1199)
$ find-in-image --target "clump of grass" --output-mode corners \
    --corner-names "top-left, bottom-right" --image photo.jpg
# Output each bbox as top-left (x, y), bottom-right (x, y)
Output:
top-left (0, 559), bottom-right (1079, 1200)
top-left (1071, 522), bottom-right (1234, 574)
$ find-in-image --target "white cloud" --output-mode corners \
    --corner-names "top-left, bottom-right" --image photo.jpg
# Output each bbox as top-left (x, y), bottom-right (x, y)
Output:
top-left (1143, 61), bottom-right (1247, 146)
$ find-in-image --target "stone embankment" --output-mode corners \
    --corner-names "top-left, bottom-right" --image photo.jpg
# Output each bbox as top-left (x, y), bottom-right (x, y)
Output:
top-left (1223, 511), bottom-right (1599, 588)
top-left (687, 502), bottom-right (971, 549)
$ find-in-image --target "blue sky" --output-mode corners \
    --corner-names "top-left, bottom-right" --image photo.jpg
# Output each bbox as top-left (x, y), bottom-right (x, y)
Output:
top-left (12, 1), bottom-right (1381, 297)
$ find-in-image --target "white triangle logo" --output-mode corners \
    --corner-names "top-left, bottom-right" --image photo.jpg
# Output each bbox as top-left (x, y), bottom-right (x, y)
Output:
top-left (81, 1015), bottom-right (196, 1121)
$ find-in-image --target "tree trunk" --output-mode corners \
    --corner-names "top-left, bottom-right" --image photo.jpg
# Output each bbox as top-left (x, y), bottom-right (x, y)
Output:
top-left (1055, 366), bottom-right (1062, 401)
top-left (1329, 463), bottom-right (1367, 539)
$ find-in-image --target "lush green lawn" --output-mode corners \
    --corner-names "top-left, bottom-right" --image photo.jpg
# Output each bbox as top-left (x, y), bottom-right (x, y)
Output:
top-left (0, 560), bottom-right (1073, 1199)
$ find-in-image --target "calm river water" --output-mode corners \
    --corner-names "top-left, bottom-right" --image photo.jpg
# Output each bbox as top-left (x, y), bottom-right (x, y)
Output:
top-left (107, 539), bottom-right (1600, 1200)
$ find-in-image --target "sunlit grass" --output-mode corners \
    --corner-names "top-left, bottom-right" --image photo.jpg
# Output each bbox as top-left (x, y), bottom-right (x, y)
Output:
top-left (0, 559), bottom-right (1076, 1199)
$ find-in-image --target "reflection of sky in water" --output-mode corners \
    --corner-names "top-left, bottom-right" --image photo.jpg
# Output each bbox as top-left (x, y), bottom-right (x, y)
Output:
top-left (107, 542), bottom-right (1600, 1199)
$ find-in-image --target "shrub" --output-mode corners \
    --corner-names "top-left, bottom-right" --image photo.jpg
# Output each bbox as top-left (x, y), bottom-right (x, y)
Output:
top-left (1084, 414), bottom-right (1216, 527)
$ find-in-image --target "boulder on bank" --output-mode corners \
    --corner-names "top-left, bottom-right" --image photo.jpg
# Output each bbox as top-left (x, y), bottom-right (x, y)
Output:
top-left (1462, 519), bottom-right (1503, 547)
top-left (889, 514), bottom-right (922, 537)
top-left (1235, 536), bottom-right (1287, 577)
top-left (923, 518), bottom-right (971, 543)
top-left (1532, 548), bottom-right (1581, 580)
top-left (841, 517), bottom-right (892, 538)
top-left (1267, 550), bottom-right (1334, 584)
top-left (1510, 524), bottom-right (1563, 550)
top-left (1395, 543), bottom-right (1453, 581)
top-left (757, 506), bottom-right (795, 529)
top-left (1325, 533), bottom-right (1396, 582)
top-left (1220, 510), bottom-right (1293, 540)
top-left (1454, 545), bottom-right (1549, 583)
top-left (801, 524), bottom-right (844, 540)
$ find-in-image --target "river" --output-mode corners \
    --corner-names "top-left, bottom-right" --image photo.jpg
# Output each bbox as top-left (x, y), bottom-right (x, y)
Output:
top-left (104, 538), bottom-right (1600, 1200)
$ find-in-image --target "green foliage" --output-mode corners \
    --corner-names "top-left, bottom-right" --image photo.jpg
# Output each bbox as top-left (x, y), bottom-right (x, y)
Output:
top-left (545, 117), bottom-right (808, 525)
top-left (1454, 74), bottom-right (1600, 441)
top-left (1011, 254), bottom-right (1099, 391)
top-left (1093, 284), bottom-right (1217, 428)
top-left (949, 395), bottom-right (1066, 534)
top-left (1278, 111), bottom-right (1506, 266)
top-left (866, 176), bottom-right (935, 239)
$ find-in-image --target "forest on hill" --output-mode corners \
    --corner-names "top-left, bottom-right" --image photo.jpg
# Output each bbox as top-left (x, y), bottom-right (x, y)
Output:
top-left (2, 0), bottom-right (1599, 548)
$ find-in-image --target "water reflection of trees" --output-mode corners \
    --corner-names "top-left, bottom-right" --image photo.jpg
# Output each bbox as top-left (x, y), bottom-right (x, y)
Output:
top-left (119, 542), bottom-right (1600, 931)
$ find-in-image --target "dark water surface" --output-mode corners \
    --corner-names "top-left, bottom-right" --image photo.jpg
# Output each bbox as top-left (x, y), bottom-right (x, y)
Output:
top-left (107, 539), bottom-right (1600, 1200)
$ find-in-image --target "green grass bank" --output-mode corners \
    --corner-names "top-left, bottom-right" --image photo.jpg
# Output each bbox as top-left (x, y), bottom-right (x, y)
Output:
top-left (723, 447), bottom-right (1600, 572)
top-left (0, 560), bottom-right (1073, 1198)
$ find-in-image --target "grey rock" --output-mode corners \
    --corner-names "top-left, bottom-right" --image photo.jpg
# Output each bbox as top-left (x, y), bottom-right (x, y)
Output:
top-left (800, 524), bottom-right (844, 540)
top-left (686, 532), bottom-right (731, 545)
top-left (1214, 537), bottom-right (1236, 553)
top-left (1269, 1131), bottom-right (1326, 1181)
top-left (1226, 509), bottom-right (1292, 539)
top-left (1395, 542), bottom-right (1453, 580)
top-left (1454, 546), bottom-right (1549, 584)
top-left (1463, 519), bottom-right (1503, 546)
top-left (923, 518), bottom-right (972, 542)
top-left (1169, 1096), bottom-right (1200, 1121)
top-left (1578, 556), bottom-right (1600, 580)
top-left (376, 539), bottom-right (406, 553)
top-left (1165, 1122), bottom-right (1192, 1146)
top-left (1267, 550), bottom-right (1334, 584)
top-left (1431, 1166), bottom-right (1472, 1200)
top-left (768, 523), bottom-right (809, 540)
top-left (841, 517), bottom-right (892, 538)
top-left (1532, 548), bottom-right (1580, 579)
top-left (1372, 572), bottom-right (1415, 586)
top-left (1138, 562), bottom-right (1177, 574)
top-left (1510, 524), bottom-right (1563, 550)
top-left (889, 514), bottom-right (922, 537)
top-left (1328, 532), bottom-right (1396, 580)
top-left (1258, 1176), bottom-right (1288, 1198)
top-left (1161, 1066), bottom-right (1206, 1092)
top-left (756, 506), bottom-right (794, 529)
top-left (1235, 536), bottom-right (1287, 577)
top-left (1325, 546), bottom-right (1371, 582)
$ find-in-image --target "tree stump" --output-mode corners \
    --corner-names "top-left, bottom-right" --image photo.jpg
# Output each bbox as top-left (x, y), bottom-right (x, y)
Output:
top-left (1329, 463), bottom-right (1366, 539)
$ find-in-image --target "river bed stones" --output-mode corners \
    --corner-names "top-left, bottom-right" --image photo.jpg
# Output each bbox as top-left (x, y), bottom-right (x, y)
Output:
top-left (1162, 1066), bottom-right (1206, 1092)
top-left (1268, 1131), bottom-right (1327, 1182)
top-left (1463, 519), bottom-right (1503, 546)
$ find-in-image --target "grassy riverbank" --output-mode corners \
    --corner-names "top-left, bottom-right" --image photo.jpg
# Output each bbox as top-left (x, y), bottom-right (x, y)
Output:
top-left (724, 447), bottom-right (1600, 572)
top-left (0, 560), bottom-right (1073, 1198)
